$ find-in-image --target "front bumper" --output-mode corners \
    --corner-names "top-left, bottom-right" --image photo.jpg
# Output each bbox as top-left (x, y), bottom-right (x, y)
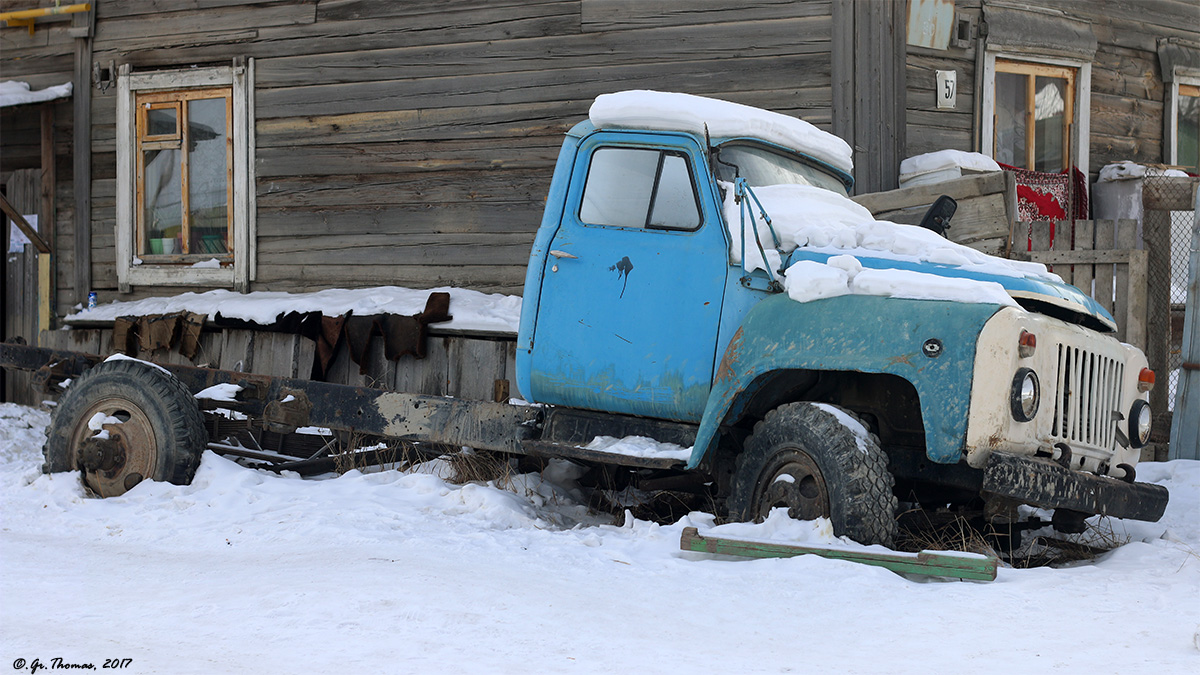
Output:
top-left (982, 451), bottom-right (1169, 523)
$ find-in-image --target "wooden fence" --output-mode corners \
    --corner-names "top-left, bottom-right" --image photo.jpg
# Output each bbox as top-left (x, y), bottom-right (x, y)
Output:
top-left (1022, 219), bottom-right (1147, 351)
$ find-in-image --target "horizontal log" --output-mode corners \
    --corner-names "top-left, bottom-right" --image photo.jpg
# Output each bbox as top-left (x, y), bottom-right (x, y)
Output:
top-left (251, 263), bottom-right (529, 293)
top-left (255, 54), bottom-right (831, 118)
top-left (255, 86), bottom-right (830, 148)
top-left (255, 136), bottom-right (562, 177)
top-left (581, 0), bottom-right (829, 31)
top-left (257, 203), bottom-right (544, 237)
top-left (255, 16), bottom-right (831, 87)
top-left (97, 0), bottom-right (286, 19)
top-left (256, 169), bottom-right (551, 208)
top-left (1089, 92), bottom-right (1163, 141)
top-left (257, 232), bottom-right (535, 266)
top-left (256, 101), bottom-right (579, 147)
top-left (98, 6), bottom-right (580, 67)
top-left (316, 0), bottom-right (576, 22)
top-left (94, 2), bottom-right (316, 42)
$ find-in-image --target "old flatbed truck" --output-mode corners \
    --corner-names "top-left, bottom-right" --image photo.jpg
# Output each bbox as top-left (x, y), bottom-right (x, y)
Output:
top-left (0, 91), bottom-right (1168, 547)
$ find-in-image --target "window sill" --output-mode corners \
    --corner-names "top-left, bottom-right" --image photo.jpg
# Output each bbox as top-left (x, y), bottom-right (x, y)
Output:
top-left (124, 264), bottom-right (236, 287)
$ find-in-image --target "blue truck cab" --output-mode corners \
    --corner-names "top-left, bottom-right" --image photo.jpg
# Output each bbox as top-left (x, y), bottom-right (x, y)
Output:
top-left (514, 92), bottom-right (1167, 545)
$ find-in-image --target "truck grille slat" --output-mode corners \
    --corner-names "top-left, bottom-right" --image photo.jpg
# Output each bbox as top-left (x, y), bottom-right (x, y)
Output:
top-left (1052, 344), bottom-right (1123, 452)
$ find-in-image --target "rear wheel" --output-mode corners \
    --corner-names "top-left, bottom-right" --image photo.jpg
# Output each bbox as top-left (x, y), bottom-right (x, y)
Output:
top-left (43, 359), bottom-right (207, 497)
top-left (727, 402), bottom-right (898, 546)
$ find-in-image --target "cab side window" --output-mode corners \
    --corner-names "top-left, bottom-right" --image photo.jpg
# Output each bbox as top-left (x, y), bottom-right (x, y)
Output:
top-left (579, 147), bottom-right (701, 231)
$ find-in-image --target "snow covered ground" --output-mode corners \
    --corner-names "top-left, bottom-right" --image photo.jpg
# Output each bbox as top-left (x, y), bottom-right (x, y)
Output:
top-left (1, 402), bottom-right (1197, 674)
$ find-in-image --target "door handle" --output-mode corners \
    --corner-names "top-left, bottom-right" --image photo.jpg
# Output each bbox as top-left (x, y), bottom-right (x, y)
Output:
top-left (549, 249), bottom-right (578, 259)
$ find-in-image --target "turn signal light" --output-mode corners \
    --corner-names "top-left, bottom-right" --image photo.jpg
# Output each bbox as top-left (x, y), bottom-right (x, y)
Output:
top-left (1018, 331), bottom-right (1037, 358)
top-left (1138, 368), bottom-right (1155, 393)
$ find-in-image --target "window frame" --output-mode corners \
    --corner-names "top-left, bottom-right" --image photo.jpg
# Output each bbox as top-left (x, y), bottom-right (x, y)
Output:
top-left (1166, 69), bottom-right (1200, 172)
top-left (577, 145), bottom-right (704, 233)
top-left (981, 52), bottom-right (1091, 176)
top-left (116, 61), bottom-right (256, 291)
top-left (135, 87), bottom-right (234, 265)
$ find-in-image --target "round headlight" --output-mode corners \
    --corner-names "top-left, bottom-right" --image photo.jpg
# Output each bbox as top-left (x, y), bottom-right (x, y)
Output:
top-left (1129, 399), bottom-right (1152, 448)
top-left (1010, 368), bottom-right (1039, 422)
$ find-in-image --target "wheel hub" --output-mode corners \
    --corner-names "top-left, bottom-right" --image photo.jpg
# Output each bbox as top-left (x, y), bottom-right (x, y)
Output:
top-left (77, 433), bottom-right (127, 475)
top-left (757, 452), bottom-right (830, 522)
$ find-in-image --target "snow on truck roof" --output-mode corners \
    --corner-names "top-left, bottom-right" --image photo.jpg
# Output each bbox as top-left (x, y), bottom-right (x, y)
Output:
top-left (589, 90), bottom-right (855, 174)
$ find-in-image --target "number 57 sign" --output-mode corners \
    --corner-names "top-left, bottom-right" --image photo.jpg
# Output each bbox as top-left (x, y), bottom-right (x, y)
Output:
top-left (936, 70), bottom-right (957, 109)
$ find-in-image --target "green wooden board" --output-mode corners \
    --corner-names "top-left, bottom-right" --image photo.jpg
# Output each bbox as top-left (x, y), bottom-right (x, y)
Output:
top-left (680, 527), bottom-right (998, 582)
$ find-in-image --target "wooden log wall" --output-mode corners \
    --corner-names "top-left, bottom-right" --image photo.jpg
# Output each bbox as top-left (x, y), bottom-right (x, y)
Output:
top-left (68, 0), bottom-right (834, 299)
top-left (907, 0), bottom-right (1200, 176)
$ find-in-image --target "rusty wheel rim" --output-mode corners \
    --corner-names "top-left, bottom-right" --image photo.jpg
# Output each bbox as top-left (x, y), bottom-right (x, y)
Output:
top-left (754, 450), bottom-right (830, 522)
top-left (68, 396), bottom-right (159, 497)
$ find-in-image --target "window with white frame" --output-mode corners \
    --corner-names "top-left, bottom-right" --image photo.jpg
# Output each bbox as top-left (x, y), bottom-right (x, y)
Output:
top-left (1168, 73), bottom-right (1199, 173)
top-left (116, 61), bottom-right (255, 291)
top-left (982, 53), bottom-right (1091, 175)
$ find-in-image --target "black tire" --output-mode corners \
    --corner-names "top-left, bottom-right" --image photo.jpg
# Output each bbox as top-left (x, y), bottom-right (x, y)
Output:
top-left (43, 358), bottom-right (207, 497)
top-left (727, 402), bottom-right (898, 546)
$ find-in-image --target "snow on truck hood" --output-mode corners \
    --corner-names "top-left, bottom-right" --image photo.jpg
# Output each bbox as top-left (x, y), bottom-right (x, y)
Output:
top-left (589, 90), bottom-right (854, 174)
top-left (725, 183), bottom-right (1116, 330)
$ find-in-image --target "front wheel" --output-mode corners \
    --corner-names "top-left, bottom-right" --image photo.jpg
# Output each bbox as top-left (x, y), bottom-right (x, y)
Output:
top-left (43, 358), bottom-right (207, 497)
top-left (726, 402), bottom-right (898, 546)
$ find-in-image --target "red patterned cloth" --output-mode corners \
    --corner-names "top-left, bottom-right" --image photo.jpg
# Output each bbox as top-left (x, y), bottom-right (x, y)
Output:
top-left (999, 163), bottom-right (1089, 249)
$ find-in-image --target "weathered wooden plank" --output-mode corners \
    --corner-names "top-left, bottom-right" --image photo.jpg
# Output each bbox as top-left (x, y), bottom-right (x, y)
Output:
top-left (316, 0), bottom-right (575, 22)
top-left (852, 171), bottom-right (1010, 214)
top-left (580, 0), bottom-right (830, 32)
top-left (255, 137), bottom-right (562, 178)
top-left (256, 53), bottom-right (831, 119)
top-left (97, 8), bottom-right (582, 67)
top-left (1089, 92), bottom-right (1163, 142)
top-left (256, 204), bottom-right (545, 237)
top-left (390, 335), bottom-right (451, 397)
top-left (93, 2), bottom-right (316, 42)
top-left (1050, 219), bottom-right (1074, 285)
top-left (1094, 220), bottom-right (1116, 315)
top-left (1072, 220), bottom-right (1094, 304)
top-left (447, 338), bottom-right (509, 402)
top-left (1030, 221), bottom-right (1052, 255)
top-left (256, 171), bottom-right (552, 209)
top-left (679, 527), bottom-right (999, 581)
top-left (904, 128), bottom-right (974, 161)
top-left (255, 101), bottom-right (578, 148)
top-left (255, 86), bottom-right (830, 147)
top-left (256, 235), bottom-right (535, 267)
top-left (252, 264), bottom-right (529, 295)
top-left (218, 329), bottom-right (255, 372)
top-left (97, 0), bottom-right (286, 19)
top-left (255, 16), bottom-right (831, 87)
top-left (92, 28), bottom-right (259, 57)
top-left (863, 192), bottom-right (1010, 250)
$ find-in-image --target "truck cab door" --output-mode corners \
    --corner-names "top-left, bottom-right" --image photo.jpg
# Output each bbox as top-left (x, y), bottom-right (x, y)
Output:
top-left (529, 132), bottom-right (726, 422)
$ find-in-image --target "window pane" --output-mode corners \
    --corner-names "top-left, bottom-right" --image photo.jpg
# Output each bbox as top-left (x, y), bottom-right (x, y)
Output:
top-left (147, 106), bottom-right (177, 137)
top-left (649, 154), bottom-right (700, 229)
top-left (1179, 92), bottom-right (1199, 174)
top-left (1034, 76), bottom-right (1067, 172)
top-left (580, 148), bottom-right (658, 228)
top-left (187, 97), bottom-right (229, 255)
top-left (143, 148), bottom-right (181, 255)
top-left (995, 71), bottom-right (1027, 168)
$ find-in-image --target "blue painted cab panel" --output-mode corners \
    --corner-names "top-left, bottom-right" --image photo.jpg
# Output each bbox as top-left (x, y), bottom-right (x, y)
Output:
top-left (526, 130), bottom-right (728, 422)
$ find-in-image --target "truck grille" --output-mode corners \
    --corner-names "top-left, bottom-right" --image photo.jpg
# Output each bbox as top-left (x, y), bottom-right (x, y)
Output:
top-left (1050, 344), bottom-right (1124, 452)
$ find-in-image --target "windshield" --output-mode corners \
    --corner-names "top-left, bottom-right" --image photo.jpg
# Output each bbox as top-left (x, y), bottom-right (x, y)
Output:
top-left (715, 144), bottom-right (850, 196)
